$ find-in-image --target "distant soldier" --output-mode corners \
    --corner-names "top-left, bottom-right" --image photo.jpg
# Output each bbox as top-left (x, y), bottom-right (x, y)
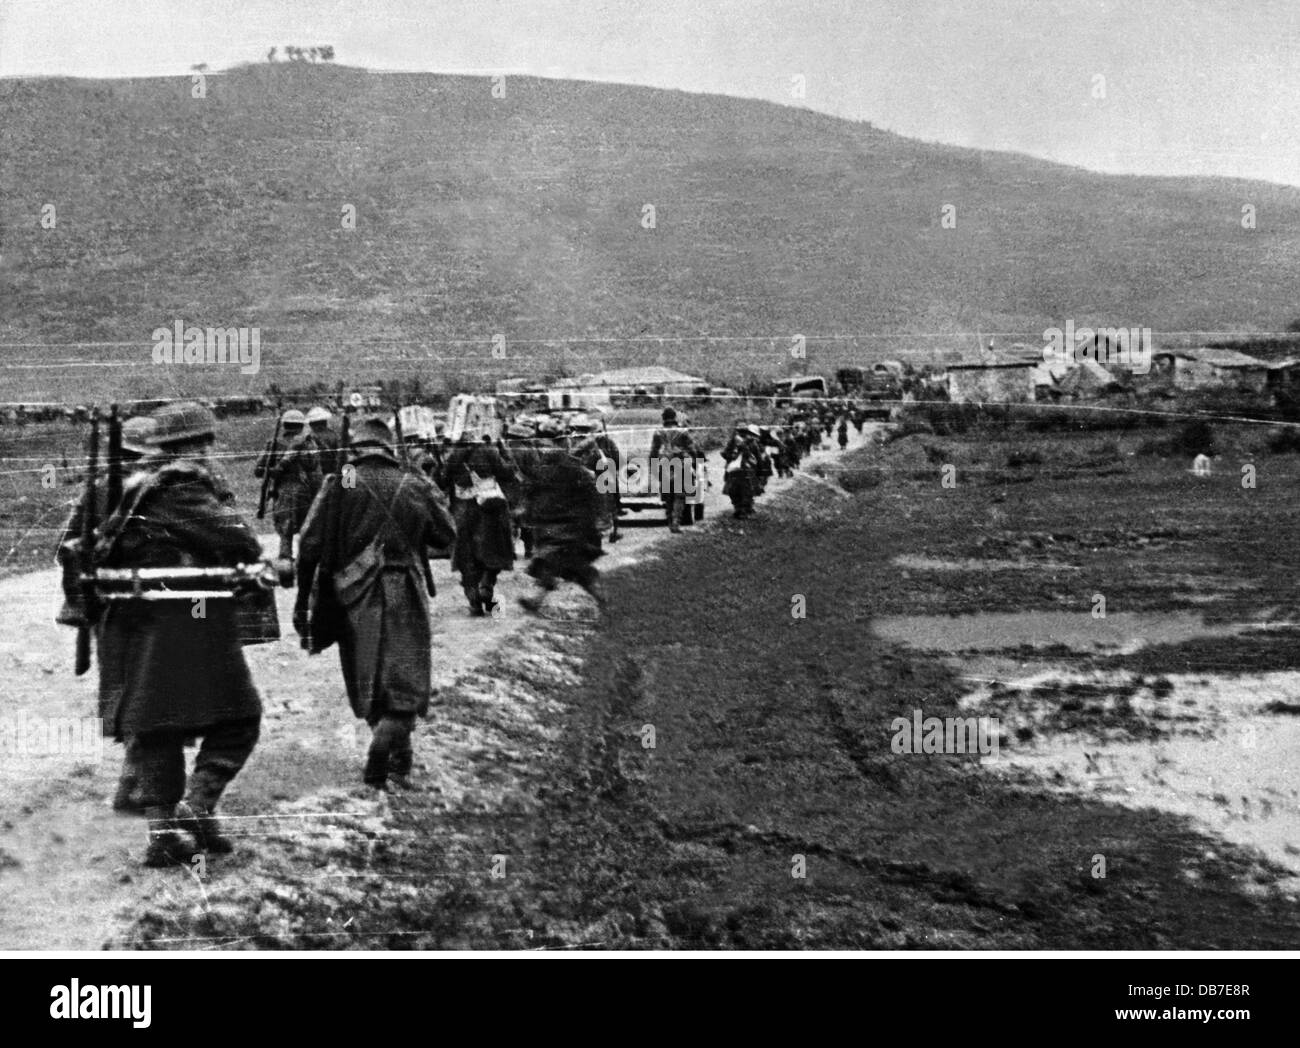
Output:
top-left (754, 427), bottom-right (778, 495)
top-left (503, 422), bottom-right (541, 557)
top-left (254, 409), bottom-right (323, 563)
top-left (771, 426), bottom-right (795, 478)
top-left (295, 418), bottom-right (457, 791)
top-left (440, 432), bottom-right (517, 616)
top-left (93, 402), bottom-right (265, 867)
top-left (648, 407), bottom-right (697, 534)
top-left (56, 415), bottom-right (156, 814)
top-left (721, 424), bottom-right (761, 519)
top-left (837, 415), bottom-right (849, 449)
top-left (570, 417), bottom-right (623, 543)
top-left (306, 405), bottom-right (342, 475)
top-left (517, 445), bottom-right (607, 615)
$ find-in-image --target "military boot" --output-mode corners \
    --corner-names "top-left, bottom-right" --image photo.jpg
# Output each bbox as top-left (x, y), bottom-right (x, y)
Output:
top-left (465, 586), bottom-right (485, 617)
top-left (479, 582), bottom-right (498, 616)
top-left (176, 800), bottom-right (235, 855)
top-left (143, 806), bottom-right (198, 868)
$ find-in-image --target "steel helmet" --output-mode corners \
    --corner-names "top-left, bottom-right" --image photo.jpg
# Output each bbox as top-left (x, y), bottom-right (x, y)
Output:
top-left (305, 406), bottom-right (333, 425)
top-left (120, 415), bottom-right (158, 456)
top-left (349, 417), bottom-right (394, 450)
top-left (281, 409), bottom-right (307, 427)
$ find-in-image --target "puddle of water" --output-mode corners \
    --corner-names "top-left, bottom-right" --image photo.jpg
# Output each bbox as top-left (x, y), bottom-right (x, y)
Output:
top-left (874, 610), bottom-right (1253, 655)
top-left (964, 668), bottom-right (1300, 885)
top-left (894, 554), bottom-right (1078, 573)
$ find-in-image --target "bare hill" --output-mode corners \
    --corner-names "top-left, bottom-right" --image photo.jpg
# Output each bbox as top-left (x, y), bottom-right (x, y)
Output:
top-left (2, 63), bottom-right (1298, 399)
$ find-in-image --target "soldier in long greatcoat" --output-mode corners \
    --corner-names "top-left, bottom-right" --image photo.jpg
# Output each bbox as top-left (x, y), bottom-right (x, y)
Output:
top-left (721, 424), bottom-right (762, 519)
top-left (570, 423), bottom-right (623, 543)
top-left (295, 418), bottom-right (456, 790)
top-left (93, 402), bottom-right (265, 867)
top-left (55, 414), bottom-right (157, 816)
top-left (502, 423), bottom-right (541, 557)
top-left (255, 409), bottom-right (323, 562)
top-left (439, 434), bottom-right (517, 616)
top-left (517, 445), bottom-right (607, 615)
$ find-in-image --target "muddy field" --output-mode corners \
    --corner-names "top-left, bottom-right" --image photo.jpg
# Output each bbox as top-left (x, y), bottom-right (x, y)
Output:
top-left (2, 420), bottom-right (1299, 949)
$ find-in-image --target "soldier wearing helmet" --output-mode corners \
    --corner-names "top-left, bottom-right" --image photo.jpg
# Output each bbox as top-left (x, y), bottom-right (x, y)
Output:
top-left (720, 423), bottom-right (762, 519)
top-left (305, 405), bottom-right (343, 476)
top-left (295, 417), bottom-right (457, 791)
top-left (649, 407), bottom-right (697, 534)
top-left (91, 401), bottom-right (266, 867)
top-left (254, 408), bottom-right (324, 565)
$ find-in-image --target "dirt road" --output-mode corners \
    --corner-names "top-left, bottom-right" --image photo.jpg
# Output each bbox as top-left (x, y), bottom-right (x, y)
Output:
top-left (0, 425), bottom-right (875, 949)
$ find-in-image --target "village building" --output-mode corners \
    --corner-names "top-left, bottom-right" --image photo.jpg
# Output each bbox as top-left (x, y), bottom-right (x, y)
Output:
top-left (551, 365), bottom-right (711, 408)
top-left (944, 345), bottom-right (1053, 404)
top-left (1147, 347), bottom-right (1270, 393)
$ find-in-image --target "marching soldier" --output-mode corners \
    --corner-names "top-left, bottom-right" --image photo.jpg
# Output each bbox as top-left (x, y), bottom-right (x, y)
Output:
top-left (254, 408), bottom-right (323, 564)
top-left (93, 402), bottom-right (266, 867)
top-left (648, 407), bottom-right (697, 534)
top-left (771, 426), bottom-right (795, 478)
top-left (295, 418), bottom-right (456, 791)
top-left (440, 432), bottom-right (517, 616)
top-left (570, 417), bottom-right (624, 543)
top-left (502, 422), bottom-right (540, 557)
top-left (306, 405), bottom-right (343, 476)
top-left (517, 444), bottom-right (607, 615)
top-left (56, 414), bottom-right (157, 814)
top-left (754, 427), bottom-right (777, 495)
top-left (721, 423), bottom-right (761, 519)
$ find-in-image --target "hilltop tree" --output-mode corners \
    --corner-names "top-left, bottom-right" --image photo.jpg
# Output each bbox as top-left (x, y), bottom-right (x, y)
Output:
top-left (267, 46), bottom-right (277, 61)
top-left (320, 45), bottom-right (335, 61)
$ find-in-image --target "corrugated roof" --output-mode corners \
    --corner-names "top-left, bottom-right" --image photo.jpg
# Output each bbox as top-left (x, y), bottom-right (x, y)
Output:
top-left (949, 343), bottom-right (1046, 368)
top-left (1158, 347), bottom-right (1268, 368)
top-left (563, 366), bottom-right (707, 387)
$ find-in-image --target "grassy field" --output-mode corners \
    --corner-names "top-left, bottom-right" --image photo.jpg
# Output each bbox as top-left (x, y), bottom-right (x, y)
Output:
top-left (122, 423), bottom-right (1300, 948)
top-left (3, 63), bottom-right (1300, 403)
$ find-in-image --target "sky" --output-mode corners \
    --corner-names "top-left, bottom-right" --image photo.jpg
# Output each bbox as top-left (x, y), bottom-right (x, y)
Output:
top-left (2, 0), bottom-right (1298, 186)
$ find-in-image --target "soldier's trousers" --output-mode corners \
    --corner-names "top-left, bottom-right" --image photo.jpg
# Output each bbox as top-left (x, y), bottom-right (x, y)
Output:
top-left (662, 493), bottom-right (685, 532)
top-left (132, 717), bottom-right (261, 810)
top-left (363, 713), bottom-right (414, 787)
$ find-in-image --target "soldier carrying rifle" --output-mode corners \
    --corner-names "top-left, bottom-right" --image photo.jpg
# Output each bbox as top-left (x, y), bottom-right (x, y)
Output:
top-left (255, 408), bottom-right (323, 572)
top-left (56, 411), bottom-right (157, 815)
top-left (70, 402), bottom-right (270, 867)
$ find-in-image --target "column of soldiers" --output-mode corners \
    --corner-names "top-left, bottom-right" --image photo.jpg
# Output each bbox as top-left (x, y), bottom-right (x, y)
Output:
top-left (58, 395), bottom-right (859, 867)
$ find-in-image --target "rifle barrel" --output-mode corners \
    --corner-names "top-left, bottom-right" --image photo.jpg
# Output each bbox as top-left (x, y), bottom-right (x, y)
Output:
top-left (257, 400), bottom-right (283, 519)
top-left (74, 411), bottom-right (100, 676)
